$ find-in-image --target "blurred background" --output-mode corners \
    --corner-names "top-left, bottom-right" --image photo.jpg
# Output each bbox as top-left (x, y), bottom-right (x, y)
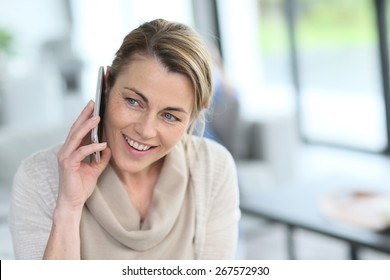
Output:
top-left (1, 0), bottom-right (390, 259)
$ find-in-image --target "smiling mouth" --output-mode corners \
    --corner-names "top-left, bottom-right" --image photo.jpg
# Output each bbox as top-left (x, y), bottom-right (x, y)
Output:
top-left (123, 135), bottom-right (154, 151)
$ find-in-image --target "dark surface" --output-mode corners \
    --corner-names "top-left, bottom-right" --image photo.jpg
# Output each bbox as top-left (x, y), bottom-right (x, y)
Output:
top-left (240, 182), bottom-right (390, 256)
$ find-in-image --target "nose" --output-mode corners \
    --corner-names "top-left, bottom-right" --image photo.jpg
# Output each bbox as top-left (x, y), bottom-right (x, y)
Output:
top-left (135, 113), bottom-right (157, 140)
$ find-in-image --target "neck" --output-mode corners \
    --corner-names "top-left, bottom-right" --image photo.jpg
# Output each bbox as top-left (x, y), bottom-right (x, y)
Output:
top-left (110, 157), bottom-right (164, 191)
top-left (110, 157), bottom-right (165, 220)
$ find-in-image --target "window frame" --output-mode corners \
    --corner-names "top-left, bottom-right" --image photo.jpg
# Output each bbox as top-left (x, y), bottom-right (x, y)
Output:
top-left (285, 0), bottom-right (390, 154)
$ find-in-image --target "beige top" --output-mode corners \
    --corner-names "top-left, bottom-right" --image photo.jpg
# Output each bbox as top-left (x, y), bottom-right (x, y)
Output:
top-left (9, 136), bottom-right (240, 259)
top-left (80, 142), bottom-right (195, 259)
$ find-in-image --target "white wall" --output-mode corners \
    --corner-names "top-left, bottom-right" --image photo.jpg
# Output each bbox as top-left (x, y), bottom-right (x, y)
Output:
top-left (0, 0), bottom-right (69, 67)
top-left (216, 0), bottom-right (263, 111)
top-left (216, 0), bottom-right (296, 119)
top-left (0, 0), bottom-right (71, 126)
top-left (0, 0), bottom-right (194, 127)
top-left (70, 0), bottom-right (194, 101)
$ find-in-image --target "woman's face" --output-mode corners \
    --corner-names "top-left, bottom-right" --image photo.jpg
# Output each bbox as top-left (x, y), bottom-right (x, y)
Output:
top-left (104, 54), bottom-right (194, 175)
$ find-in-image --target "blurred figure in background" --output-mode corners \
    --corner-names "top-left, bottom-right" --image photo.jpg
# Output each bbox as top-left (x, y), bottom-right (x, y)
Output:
top-left (204, 43), bottom-right (241, 159)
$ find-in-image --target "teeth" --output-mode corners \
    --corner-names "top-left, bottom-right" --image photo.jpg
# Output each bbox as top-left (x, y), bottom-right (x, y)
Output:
top-left (125, 136), bottom-right (151, 151)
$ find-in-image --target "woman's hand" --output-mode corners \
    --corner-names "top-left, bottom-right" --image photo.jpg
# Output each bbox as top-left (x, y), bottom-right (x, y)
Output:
top-left (56, 100), bottom-right (111, 213)
top-left (44, 100), bottom-right (111, 259)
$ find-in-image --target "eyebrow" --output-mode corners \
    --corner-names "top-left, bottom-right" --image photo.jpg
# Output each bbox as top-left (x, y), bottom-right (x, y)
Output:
top-left (124, 87), bottom-right (189, 114)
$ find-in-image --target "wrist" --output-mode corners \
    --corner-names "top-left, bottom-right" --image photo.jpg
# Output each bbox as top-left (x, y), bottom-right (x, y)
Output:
top-left (44, 200), bottom-right (83, 259)
top-left (53, 200), bottom-right (83, 225)
top-left (55, 189), bottom-right (86, 213)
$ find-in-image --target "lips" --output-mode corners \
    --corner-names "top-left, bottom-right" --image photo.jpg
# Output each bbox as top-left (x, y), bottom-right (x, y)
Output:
top-left (123, 134), bottom-right (155, 151)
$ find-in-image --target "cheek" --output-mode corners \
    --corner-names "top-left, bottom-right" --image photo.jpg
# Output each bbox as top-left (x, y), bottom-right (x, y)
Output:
top-left (104, 98), bottom-right (129, 139)
top-left (105, 97), bottom-right (133, 127)
top-left (160, 123), bottom-right (188, 146)
top-left (104, 100), bottom-right (118, 130)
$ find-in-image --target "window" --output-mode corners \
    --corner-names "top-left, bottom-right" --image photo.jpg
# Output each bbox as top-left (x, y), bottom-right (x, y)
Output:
top-left (295, 0), bottom-right (388, 152)
top-left (216, 0), bottom-right (295, 118)
top-left (258, 0), bottom-right (295, 114)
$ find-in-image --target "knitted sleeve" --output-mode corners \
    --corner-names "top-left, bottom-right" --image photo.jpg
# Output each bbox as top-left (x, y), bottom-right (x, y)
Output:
top-left (190, 138), bottom-right (241, 259)
top-left (8, 145), bottom-right (60, 259)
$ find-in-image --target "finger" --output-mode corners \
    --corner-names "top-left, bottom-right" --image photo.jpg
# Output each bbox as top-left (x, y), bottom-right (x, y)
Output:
top-left (80, 130), bottom-right (93, 147)
top-left (61, 115), bottom-right (100, 158)
top-left (65, 142), bottom-right (107, 167)
top-left (93, 146), bottom-right (112, 175)
top-left (69, 100), bottom-right (95, 134)
top-left (64, 100), bottom-right (95, 144)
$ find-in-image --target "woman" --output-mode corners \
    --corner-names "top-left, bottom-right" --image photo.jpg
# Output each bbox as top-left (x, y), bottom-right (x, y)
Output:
top-left (9, 19), bottom-right (240, 260)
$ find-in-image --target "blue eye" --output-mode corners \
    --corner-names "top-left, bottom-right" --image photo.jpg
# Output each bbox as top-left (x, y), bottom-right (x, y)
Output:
top-left (126, 98), bottom-right (139, 106)
top-left (163, 112), bottom-right (179, 122)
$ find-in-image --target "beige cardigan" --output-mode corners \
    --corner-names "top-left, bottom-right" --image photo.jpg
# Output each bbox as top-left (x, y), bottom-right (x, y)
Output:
top-left (9, 136), bottom-right (240, 259)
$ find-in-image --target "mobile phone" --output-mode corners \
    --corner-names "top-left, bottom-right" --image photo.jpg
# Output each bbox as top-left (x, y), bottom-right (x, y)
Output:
top-left (91, 66), bottom-right (106, 163)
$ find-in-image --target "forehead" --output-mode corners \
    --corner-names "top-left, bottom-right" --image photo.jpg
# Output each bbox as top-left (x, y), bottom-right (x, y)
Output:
top-left (116, 55), bottom-right (195, 111)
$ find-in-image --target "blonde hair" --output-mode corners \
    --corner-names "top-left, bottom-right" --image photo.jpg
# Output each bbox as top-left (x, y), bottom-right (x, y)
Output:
top-left (108, 19), bottom-right (213, 137)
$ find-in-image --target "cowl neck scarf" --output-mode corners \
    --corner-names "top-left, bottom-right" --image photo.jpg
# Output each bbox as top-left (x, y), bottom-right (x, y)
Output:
top-left (80, 141), bottom-right (195, 259)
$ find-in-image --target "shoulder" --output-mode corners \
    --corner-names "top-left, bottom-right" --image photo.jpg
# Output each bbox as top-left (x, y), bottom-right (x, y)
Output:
top-left (186, 137), bottom-right (240, 259)
top-left (17, 143), bottom-right (61, 180)
top-left (186, 136), bottom-right (237, 197)
top-left (187, 136), bottom-right (235, 171)
top-left (10, 144), bottom-right (62, 259)
top-left (13, 143), bottom-right (62, 202)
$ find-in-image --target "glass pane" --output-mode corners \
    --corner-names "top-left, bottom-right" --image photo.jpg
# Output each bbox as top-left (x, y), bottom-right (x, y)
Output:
top-left (297, 0), bottom-right (387, 152)
top-left (258, 0), bottom-right (295, 111)
top-left (216, 0), bottom-right (295, 116)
